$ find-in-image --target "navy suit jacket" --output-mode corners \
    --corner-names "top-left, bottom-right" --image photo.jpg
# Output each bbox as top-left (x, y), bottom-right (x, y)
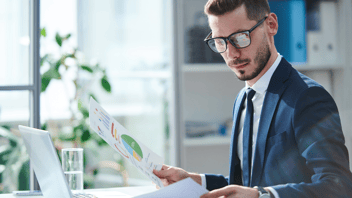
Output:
top-left (205, 58), bottom-right (352, 197)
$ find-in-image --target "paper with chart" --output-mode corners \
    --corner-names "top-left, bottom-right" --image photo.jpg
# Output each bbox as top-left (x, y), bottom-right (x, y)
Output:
top-left (134, 178), bottom-right (209, 198)
top-left (89, 98), bottom-right (164, 188)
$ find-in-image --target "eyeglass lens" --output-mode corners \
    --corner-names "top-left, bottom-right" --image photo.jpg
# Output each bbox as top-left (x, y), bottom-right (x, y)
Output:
top-left (208, 31), bottom-right (251, 53)
top-left (231, 32), bottom-right (250, 48)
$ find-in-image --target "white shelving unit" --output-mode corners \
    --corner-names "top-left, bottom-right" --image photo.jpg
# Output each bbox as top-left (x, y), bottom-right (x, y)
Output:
top-left (170, 0), bottom-right (352, 175)
top-left (183, 135), bottom-right (231, 147)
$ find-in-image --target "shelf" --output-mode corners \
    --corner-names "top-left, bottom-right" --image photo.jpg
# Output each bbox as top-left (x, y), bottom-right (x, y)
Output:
top-left (293, 63), bottom-right (344, 71)
top-left (183, 135), bottom-right (231, 147)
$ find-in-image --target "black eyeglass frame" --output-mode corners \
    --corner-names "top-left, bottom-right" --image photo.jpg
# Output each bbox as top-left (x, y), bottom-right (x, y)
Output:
top-left (204, 16), bottom-right (268, 53)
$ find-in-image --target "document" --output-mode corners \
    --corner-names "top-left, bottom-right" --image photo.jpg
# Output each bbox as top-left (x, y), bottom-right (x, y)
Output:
top-left (89, 190), bottom-right (132, 198)
top-left (134, 178), bottom-right (209, 198)
top-left (89, 98), bottom-right (164, 188)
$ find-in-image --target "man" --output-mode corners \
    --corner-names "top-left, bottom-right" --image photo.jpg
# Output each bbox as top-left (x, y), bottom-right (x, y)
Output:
top-left (154, 0), bottom-right (352, 197)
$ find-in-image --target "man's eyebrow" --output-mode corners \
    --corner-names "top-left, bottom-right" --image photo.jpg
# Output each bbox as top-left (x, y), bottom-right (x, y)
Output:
top-left (235, 28), bottom-right (247, 33)
top-left (214, 29), bottom-right (248, 38)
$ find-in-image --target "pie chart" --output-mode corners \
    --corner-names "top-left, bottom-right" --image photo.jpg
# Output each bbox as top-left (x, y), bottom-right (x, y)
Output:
top-left (121, 134), bottom-right (143, 162)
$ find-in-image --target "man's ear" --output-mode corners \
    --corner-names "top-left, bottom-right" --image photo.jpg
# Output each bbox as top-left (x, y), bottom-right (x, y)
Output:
top-left (266, 13), bottom-right (278, 36)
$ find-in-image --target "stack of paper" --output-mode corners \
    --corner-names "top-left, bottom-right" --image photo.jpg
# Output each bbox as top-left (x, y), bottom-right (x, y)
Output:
top-left (135, 178), bottom-right (208, 198)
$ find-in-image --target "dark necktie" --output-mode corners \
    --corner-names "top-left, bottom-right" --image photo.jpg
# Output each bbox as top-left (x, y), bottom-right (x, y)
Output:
top-left (242, 88), bottom-right (256, 187)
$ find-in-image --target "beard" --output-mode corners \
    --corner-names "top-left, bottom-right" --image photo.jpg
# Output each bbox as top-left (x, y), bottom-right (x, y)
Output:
top-left (234, 35), bottom-right (271, 81)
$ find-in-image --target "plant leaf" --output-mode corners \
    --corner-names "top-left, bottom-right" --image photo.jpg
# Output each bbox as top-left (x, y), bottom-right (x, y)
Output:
top-left (80, 65), bottom-right (93, 73)
top-left (41, 77), bottom-right (51, 92)
top-left (55, 33), bottom-right (62, 46)
top-left (78, 99), bottom-right (83, 110)
top-left (42, 67), bottom-right (61, 79)
top-left (101, 75), bottom-right (111, 93)
top-left (79, 107), bottom-right (89, 118)
top-left (41, 28), bottom-right (47, 37)
top-left (40, 54), bottom-right (49, 66)
top-left (41, 67), bottom-right (61, 92)
top-left (54, 59), bottom-right (62, 70)
top-left (65, 34), bottom-right (71, 39)
top-left (81, 130), bottom-right (91, 142)
top-left (66, 53), bottom-right (75, 58)
top-left (0, 125), bottom-right (11, 130)
top-left (41, 122), bottom-right (48, 130)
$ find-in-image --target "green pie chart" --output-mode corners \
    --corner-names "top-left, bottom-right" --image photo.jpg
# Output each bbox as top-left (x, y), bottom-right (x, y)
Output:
top-left (121, 134), bottom-right (143, 162)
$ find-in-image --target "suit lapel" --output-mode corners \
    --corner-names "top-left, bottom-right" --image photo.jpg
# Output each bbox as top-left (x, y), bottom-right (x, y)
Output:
top-left (250, 58), bottom-right (292, 186)
top-left (229, 89), bottom-right (246, 185)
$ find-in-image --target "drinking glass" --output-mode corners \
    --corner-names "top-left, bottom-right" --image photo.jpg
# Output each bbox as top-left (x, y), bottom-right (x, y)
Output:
top-left (61, 148), bottom-right (84, 192)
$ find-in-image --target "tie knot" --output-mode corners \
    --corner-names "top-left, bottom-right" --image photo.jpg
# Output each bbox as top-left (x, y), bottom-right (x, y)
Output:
top-left (246, 88), bottom-right (256, 100)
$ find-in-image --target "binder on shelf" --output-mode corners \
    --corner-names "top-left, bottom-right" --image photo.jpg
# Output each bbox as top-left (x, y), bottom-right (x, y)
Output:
top-left (307, 1), bottom-right (338, 66)
top-left (184, 11), bottom-right (224, 64)
top-left (269, 0), bottom-right (306, 64)
top-left (185, 121), bottom-right (226, 138)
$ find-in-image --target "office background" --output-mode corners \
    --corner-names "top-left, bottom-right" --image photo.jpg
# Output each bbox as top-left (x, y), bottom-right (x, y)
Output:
top-left (0, 0), bottom-right (351, 194)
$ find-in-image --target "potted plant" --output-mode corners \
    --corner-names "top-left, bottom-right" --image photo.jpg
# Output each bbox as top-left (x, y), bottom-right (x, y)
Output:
top-left (40, 28), bottom-right (126, 188)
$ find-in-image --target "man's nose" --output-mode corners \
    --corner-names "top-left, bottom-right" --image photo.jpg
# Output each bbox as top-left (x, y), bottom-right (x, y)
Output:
top-left (226, 41), bottom-right (240, 59)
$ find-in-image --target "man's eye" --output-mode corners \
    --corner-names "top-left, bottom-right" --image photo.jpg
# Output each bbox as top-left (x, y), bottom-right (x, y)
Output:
top-left (215, 39), bottom-right (224, 45)
top-left (232, 33), bottom-right (249, 43)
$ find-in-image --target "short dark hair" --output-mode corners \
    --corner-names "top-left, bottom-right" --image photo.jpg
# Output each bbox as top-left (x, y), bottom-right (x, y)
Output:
top-left (204, 0), bottom-right (270, 22)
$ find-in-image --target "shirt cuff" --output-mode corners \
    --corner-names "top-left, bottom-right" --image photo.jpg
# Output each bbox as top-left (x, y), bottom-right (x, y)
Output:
top-left (267, 187), bottom-right (280, 198)
top-left (200, 174), bottom-right (207, 189)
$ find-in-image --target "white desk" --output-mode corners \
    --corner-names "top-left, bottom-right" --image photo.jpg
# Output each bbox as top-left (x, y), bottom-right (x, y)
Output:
top-left (0, 186), bottom-right (157, 198)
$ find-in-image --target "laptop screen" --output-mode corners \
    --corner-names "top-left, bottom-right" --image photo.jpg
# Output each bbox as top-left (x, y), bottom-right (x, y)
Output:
top-left (19, 125), bottom-right (73, 198)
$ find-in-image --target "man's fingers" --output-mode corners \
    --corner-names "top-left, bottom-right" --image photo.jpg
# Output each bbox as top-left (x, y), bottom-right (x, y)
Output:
top-left (153, 168), bottom-right (164, 177)
top-left (153, 164), bottom-right (171, 178)
top-left (161, 178), bottom-right (169, 187)
top-left (151, 181), bottom-right (160, 189)
top-left (160, 164), bottom-right (170, 170)
top-left (153, 164), bottom-right (189, 187)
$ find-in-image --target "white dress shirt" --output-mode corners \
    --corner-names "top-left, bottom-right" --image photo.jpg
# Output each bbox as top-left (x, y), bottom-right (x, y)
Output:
top-left (201, 54), bottom-right (282, 198)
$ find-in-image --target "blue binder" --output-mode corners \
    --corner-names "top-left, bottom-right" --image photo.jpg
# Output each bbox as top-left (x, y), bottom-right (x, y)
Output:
top-left (268, 0), bottom-right (306, 64)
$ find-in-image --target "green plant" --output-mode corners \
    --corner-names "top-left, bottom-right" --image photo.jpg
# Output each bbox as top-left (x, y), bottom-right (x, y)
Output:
top-left (0, 127), bottom-right (29, 193)
top-left (40, 28), bottom-right (111, 146)
top-left (40, 28), bottom-right (127, 188)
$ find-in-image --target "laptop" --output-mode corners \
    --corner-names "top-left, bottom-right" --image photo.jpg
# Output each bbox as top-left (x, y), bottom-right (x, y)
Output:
top-left (18, 125), bottom-right (97, 198)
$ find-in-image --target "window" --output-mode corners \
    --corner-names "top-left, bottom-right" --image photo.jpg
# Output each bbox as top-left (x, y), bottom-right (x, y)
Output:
top-left (0, 0), bottom-right (40, 193)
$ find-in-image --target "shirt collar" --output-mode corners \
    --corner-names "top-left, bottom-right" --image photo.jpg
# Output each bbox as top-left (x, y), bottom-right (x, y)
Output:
top-left (245, 53), bottom-right (282, 94)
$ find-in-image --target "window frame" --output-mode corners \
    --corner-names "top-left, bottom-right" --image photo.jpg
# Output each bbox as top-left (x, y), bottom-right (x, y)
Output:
top-left (0, 0), bottom-right (41, 190)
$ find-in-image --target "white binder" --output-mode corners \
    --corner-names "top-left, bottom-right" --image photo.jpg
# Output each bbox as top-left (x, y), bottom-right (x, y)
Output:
top-left (307, 1), bottom-right (338, 66)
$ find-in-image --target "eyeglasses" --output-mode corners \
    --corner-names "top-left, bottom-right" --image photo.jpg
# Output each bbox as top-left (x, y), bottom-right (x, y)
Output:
top-left (204, 16), bottom-right (268, 53)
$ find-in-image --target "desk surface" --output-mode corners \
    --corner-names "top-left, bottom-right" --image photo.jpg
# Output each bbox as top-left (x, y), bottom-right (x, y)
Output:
top-left (0, 186), bottom-right (157, 198)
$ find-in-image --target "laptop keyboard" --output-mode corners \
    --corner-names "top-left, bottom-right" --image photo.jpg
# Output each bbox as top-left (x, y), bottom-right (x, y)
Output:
top-left (73, 193), bottom-right (98, 198)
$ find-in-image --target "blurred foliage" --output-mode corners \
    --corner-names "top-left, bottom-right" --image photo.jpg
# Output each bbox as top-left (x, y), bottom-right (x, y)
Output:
top-left (40, 28), bottom-right (126, 188)
top-left (0, 127), bottom-right (29, 193)
top-left (40, 28), bottom-right (111, 146)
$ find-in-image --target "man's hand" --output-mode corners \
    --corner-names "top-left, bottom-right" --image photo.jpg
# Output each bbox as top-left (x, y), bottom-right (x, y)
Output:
top-left (200, 185), bottom-right (259, 198)
top-left (153, 164), bottom-right (201, 187)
